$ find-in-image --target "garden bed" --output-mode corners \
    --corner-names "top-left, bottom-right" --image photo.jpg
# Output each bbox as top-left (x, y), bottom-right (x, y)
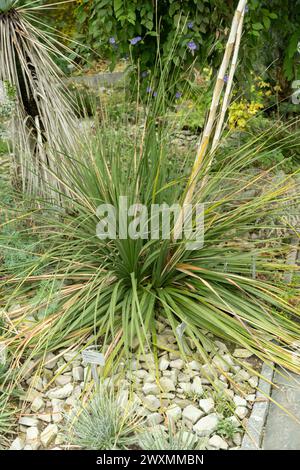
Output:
top-left (8, 316), bottom-right (262, 451)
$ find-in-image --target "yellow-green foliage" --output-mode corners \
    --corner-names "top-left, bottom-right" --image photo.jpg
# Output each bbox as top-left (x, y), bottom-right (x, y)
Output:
top-left (228, 75), bottom-right (282, 130)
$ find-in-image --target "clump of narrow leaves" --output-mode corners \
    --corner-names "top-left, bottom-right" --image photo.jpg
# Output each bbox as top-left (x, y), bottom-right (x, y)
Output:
top-left (1, 46), bottom-right (300, 380)
top-left (67, 385), bottom-right (142, 450)
top-left (139, 423), bottom-right (207, 450)
top-left (1, 111), bottom-right (300, 375)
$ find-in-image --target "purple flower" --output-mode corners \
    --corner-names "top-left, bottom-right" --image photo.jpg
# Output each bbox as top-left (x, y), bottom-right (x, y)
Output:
top-left (187, 41), bottom-right (197, 51)
top-left (153, 91), bottom-right (157, 97)
top-left (187, 22), bottom-right (193, 29)
top-left (130, 36), bottom-right (142, 45)
top-left (146, 86), bottom-right (152, 93)
top-left (175, 91), bottom-right (182, 99)
top-left (223, 74), bottom-right (229, 83)
top-left (109, 37), bottom-right (116, 45)
top-left (141, 71), bottom-right (148, 78)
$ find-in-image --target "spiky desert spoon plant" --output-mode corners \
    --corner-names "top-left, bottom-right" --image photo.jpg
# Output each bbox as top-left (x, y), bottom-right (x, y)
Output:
top-left (1, 114), bottom-right (300, 377)
top-left (0, 0), bottom-right (77, 200)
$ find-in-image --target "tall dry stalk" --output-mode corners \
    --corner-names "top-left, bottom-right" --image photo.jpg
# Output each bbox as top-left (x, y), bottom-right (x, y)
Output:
top-left (0, 1), bottom-right (78, 200)
top-left (173, 0), bottom-right (247, 240)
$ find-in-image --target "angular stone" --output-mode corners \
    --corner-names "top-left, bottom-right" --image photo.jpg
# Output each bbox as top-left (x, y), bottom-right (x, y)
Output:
top-left (169, 351), bottom-right (181, 360)
top-left (26, 427), bottom-right (40, 450)
top-left (208, 434), bottom-right (228, 450)
top-left (188, 360), bottom-right (201, 371)
top-left (133, 369), bottom-right (148, 379)
top-left (160, 377), bottom-right (175, 393)
top-left (147, 412), bottom-right (163, 425)
top-left (199, 398), bottom-right (215, 414)
top-left (235, 369), bottom-right (250, 382)
top-left (228, 415), bottom-right (240, 427)
top-left (55, 375), bottom-right (72, 387)
top-left (200, 364), bottom-right (215, 380)
top-left (246, 394), bottom-right (256, 402)
top-left (72, 366), bottom-right (84, 382)
top-left (233, 433), bottom-right (242, 446)
top-left (193, 413), bottom-right (219, 437)
top-left (235, 406), bottom-right (248, 419)
top-left (233, 396), bottom-right (247, 407)
top-left (166, 405), bottom-right (182, 422)
top-left (178, 382), bottom-right (191, 393)
top-left (63, 351), bottom-right (79, 363)
top-left (9, 437), bottom-right (24, 450)
top-left (44, 352), bottom-right (58, 370)
top-left (182, 405), bottom-right (204, 424)
top-left (215, 341), bottom-right (228, 353)
top-left (26, 376), bottom-right (44, 392)
top-left (212, 355), bottom-right (230, 372)
top-left (41, 424), bottom-right (58, 447)
top-left (159, 357), bottom-right (169, 371)
top-left (18, 416), bottom-right (39, 427)
top-left (233, 349), bottom-right (253, 358)
top-left (178, 372), bottom-right (190, 382)
top-left (170, 359), bottom-right (184, 370)
top-left (37, 411), bottom-right (52, 423)
top-left (22, 360), bottom-right (36, 380)
top-left (191, 376), bottom-right (204, 396)
top-left (143, 395), bottom-right (160, 411)
top-left (31, 396), bottom-right (45, 413)
top-left (248, 376), bottom-right (258, 388)
top-left (142, 382), bottom-right (160, 395)
top-left (47, 383), bottom-right (73, 399)
top-left (19, 389), bottom-right (42, 403)
top-left (144, 373), bottom-right (156, 383)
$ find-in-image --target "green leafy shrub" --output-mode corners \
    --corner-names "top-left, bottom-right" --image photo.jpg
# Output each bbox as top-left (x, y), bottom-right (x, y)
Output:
top-left (216, 418), bottom-right (239, 440)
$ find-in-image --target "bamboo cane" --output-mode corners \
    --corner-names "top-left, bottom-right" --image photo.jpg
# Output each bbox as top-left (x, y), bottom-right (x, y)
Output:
top-left (173, 0), bottom-right (247, 240)
top-left (211, 8), bottom-right (245, 153)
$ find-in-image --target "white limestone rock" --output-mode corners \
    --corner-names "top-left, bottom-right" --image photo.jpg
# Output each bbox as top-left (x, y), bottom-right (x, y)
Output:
top-left (142, 382), bottom-right (160, 395)
top-left (159, 357), bottom-right (169, 371)
top-left (191, 376), bottom-right (204, 396)
top-left (31, 396), bottom-right (45, 413)
top-left (166, 405), bottom-right (182, 422)
top-left (72, 366), bottom-right (84, 382)
top-left (182, 405), bottom-right (204, 424)
top-left (41, 424), bottom-right (58, 447)
top-left (47, 383), bottom-right (73, 399)
top-left (18, 417), bottom-right (39, 427)
top-left (26, 427), bottom-right (40, 450)
top-left (160, 377), bottom-right (176, 393)
top-left (193, 413), bottom-right (219, 437)
top-left (208, 434), bottom-right (228, 450)
top-left (170, 359), bottom-right (184, 370)
top-left (143, 395), bottom-right (160, 411)
top-left (233, 396), bottom-right (247, 407)
top-left (44, 352), bottom-right (58, 370)
top-left (199, 398), bottom-right (215, 414)
top-left (9, 437), bottom-right (24, 450)
top-left (235, 406), bottom-right (248, 419)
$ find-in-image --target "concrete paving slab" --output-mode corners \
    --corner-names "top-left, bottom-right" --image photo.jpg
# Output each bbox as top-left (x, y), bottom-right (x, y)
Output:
top-left (263, 370), bottom-right (300, 450)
